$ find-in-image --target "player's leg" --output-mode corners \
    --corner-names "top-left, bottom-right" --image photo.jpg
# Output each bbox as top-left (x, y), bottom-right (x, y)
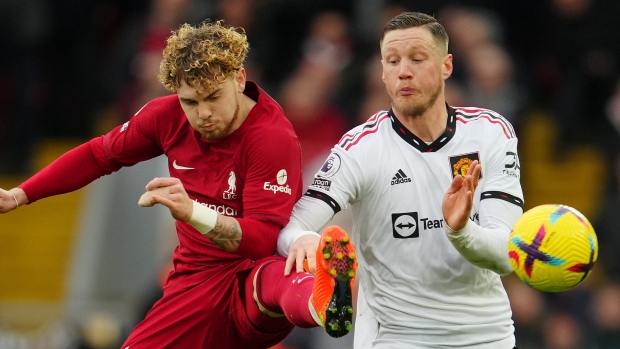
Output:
top-left (122, 268), bottom-right (241, 348)
top-left (246, 259), bottom-right (317, 328)
top-left (248, 226), bottom-right (358, 338)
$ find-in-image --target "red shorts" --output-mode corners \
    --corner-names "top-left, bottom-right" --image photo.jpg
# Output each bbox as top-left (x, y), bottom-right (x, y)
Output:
top-left (121, 255), bottom-right (294, 349)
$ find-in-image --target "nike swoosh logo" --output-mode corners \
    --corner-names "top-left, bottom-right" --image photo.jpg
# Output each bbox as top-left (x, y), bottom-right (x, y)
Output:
top-left (293, 275), bottom-right (313, 284)
top-left (173, 160), bottom-right (195, 170)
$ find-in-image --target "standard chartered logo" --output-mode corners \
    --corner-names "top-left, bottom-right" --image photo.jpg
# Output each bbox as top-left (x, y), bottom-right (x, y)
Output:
top-left (196, 200), bottom-right (238, 216)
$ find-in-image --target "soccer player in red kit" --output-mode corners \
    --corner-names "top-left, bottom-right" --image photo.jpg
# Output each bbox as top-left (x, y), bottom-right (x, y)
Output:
top-left (0, 21), bottom-right (357, 348)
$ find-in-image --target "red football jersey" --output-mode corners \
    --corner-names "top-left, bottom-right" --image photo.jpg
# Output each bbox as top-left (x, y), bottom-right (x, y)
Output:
top-left (97, 82), bottom-right (302, 263)
top-left (22, 82), bottom-right (302, 264)
top-left (20, 82), bottom-right (305, 347)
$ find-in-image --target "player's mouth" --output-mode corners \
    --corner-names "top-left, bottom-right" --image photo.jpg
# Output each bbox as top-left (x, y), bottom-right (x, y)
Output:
top-left (399, 87), bottom-right (415, 96)
top-left (201, 123), bottom-right (217, 131)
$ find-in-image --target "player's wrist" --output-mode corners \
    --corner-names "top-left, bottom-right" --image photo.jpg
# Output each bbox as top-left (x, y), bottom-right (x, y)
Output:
top-left (444, 219), bottom-right (471, 235)
top-left (189, 200), bottom-right (218, 234)
top-left (10, 188), bottom-right (28, 209)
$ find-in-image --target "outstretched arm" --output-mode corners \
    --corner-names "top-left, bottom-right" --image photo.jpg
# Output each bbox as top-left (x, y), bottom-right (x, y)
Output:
top-left (442, 160), bottom-right (518, 275)
top-left (139, 177), bottom-right (278, 254)
top-left (1, 141), bottom-right (110, 213)
top-left (0, 188), bottom-right (28, 213)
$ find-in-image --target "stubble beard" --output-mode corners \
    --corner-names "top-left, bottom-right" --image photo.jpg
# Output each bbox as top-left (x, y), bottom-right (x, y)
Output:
top-left (389, 82), bottom-right (443, 118)
top-left (202, 95), bottom-right (240, 141)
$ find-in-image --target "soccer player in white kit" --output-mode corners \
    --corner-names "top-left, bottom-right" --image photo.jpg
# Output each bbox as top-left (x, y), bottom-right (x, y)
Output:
top-left (278, 12), bottom-right (523, 349)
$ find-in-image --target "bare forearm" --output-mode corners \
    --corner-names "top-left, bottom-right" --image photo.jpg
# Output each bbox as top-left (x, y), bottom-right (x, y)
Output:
top-left (206, 215), bottom-right (242, 252)
top-left (187, 201), bottom-right (280, 258)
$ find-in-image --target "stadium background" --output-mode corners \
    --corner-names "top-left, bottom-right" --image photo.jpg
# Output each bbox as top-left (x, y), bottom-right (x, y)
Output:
top-left (0, 0), bottom-right (619, 348)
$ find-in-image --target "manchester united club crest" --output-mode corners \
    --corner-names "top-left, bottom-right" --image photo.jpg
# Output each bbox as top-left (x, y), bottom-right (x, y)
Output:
top-left (449, 152), bottom-right (482, 179)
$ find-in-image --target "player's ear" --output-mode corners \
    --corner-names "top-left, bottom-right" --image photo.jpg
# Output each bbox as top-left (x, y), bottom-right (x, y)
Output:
top-left (442, 54), bottom-right (453, 80)
top-left (235, 68), bottom-right (246, 92)
top-left (381, 60), bottom-right (386, 82)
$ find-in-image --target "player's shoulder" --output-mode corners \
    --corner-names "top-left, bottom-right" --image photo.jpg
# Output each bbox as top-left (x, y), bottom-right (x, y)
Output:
top-left (133, 94), bottom-right (183, 120)
top-left (336, 110), bottom-right (392, 152)
top-left (248, 83), bottom-right (292, 131)
top-left (243, 84), bottom-right (299, 150)
top-left (452, 106), bottom-right (517, 140)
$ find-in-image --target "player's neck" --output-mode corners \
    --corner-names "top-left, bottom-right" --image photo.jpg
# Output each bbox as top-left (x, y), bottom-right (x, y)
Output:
top-left (238, 93), bottom-right (258, 124)
top-left (395, 101), bottom-right (447, 143)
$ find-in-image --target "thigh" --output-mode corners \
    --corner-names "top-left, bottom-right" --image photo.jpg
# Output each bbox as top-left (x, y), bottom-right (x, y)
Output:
top-left (123, 258), bottom-right (293, 349)
top-left (123, 270), bottom-right (236, 348)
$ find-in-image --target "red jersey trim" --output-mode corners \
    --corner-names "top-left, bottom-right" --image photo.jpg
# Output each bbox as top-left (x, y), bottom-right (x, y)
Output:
top-left (338, 111), bottom-right (390, 151)
top-left (454, 107), bottom-right (516, 139)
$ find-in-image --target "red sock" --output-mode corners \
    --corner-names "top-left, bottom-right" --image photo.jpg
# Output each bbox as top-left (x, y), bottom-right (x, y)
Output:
top-left (244, 262), bottom-right (291, 333)
top-left (252, 260), bottom-right (317, 328)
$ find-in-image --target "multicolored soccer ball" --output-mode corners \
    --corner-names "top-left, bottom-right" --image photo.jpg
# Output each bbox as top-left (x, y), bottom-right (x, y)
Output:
top-left (508, 204), bottom-right (598, 292)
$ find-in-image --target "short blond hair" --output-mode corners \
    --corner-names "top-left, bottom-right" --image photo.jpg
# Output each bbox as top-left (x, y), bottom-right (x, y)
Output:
top-left (381, 12), bottom-right (449, 55)
top-left (158, 21), bottom-right (249, 93)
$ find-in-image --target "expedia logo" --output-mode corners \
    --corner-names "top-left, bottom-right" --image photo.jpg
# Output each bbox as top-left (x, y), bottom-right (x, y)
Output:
top-left (264, 169), bottom-right (292, 195)
top-left (449, 152), bottom-right (481, 179)
top-left (263, 182), bottom-right (292, 195)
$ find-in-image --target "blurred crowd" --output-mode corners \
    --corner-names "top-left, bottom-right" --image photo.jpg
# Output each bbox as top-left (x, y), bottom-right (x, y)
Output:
top-left (1, 0), bottom-right (620, 348)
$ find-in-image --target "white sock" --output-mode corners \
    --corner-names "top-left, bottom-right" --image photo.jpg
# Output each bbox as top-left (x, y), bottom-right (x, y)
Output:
top-left (308, 296), bottom-right (323, 326)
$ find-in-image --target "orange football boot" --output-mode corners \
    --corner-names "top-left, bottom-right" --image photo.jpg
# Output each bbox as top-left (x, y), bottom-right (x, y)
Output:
top-left (310, 225), bottom-right (358, 338)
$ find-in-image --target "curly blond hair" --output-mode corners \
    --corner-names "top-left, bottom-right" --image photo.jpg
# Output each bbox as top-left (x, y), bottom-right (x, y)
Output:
top-left (158, 21), bottom-right (249, 93)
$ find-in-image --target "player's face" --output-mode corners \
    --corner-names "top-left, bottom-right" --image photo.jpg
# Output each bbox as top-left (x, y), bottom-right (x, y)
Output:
top-left (381, 27), bottom-right (452, 118)
top-left (177, 69), bottom-right (246, 140)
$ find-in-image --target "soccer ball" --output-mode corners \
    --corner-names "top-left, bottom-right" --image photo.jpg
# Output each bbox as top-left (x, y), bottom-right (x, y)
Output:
top-left (508, 204), bottom-right (598, 292)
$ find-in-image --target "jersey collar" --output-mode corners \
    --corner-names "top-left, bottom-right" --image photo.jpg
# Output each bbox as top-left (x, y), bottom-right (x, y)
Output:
top-left (389, 104), bottom-right (456, 153)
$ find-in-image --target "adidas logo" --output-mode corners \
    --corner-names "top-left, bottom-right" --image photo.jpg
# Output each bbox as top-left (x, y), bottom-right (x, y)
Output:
top-left (391, 169), bottom-right (412, 185)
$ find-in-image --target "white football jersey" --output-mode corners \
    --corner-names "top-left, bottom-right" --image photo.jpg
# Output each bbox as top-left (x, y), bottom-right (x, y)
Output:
top-left (280, 106), bottom-right (523, 348)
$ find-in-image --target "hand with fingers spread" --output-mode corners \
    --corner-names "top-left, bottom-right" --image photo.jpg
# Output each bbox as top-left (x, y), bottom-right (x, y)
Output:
top-left (284, 234), bottom-right (320, 275)
top-left (442, 160), bottom-right (482, 232)
top-left (138, 177), bottom-right (193, 222)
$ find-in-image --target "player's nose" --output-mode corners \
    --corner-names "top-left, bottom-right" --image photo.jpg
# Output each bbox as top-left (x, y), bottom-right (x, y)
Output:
top-left (398, 61), bottom-right (413, 79)
top-left (197, 104), bottom-right (212, 120)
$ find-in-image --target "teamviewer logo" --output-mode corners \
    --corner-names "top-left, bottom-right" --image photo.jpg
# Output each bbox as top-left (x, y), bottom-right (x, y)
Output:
top-left (392, 212), bottom-right (419, 238)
